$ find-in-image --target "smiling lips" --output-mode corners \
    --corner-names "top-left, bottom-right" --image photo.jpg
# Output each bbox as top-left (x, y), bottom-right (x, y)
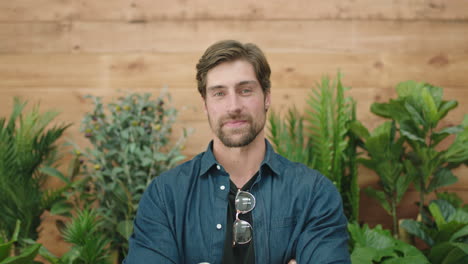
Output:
top-left (223, 120), bottom-right (248, 127)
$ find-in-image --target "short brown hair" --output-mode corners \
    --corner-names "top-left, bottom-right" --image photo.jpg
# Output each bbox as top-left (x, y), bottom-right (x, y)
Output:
top-left (196, 40), bottom-right (271, 98)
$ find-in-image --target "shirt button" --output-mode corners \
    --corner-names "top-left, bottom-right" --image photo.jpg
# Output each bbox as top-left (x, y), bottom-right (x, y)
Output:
top-left (220, 185), bottom-right (226, 190)
top-left (216, 224), bottom-right (222, 230)
top-left (216, 165), bottom-right (221, 170)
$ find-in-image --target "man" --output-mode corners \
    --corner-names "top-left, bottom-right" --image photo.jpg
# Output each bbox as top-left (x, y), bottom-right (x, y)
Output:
top-left (124, 40), bottom-right (350, 263)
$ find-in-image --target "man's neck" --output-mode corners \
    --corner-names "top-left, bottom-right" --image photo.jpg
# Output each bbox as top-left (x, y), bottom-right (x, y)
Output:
top-left (212, 134), bottom-right (266, 188)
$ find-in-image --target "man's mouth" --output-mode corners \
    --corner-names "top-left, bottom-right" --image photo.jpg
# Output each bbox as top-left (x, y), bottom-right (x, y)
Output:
top-left (223, 120), bottom-right (248, 127)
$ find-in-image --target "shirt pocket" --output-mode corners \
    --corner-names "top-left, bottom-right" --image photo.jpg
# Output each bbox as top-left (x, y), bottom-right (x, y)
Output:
top-left (269, 216), bottom-right (297, 263)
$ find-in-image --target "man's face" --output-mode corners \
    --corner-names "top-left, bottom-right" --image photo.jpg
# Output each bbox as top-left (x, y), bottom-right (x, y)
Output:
top-left (204, 59), bottom-right (270, 148)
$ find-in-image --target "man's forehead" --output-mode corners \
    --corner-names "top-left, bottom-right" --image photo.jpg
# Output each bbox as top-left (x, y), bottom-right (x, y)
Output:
top-left (206, 60), bottom-right (258, 85)
top-left (207, 80), bottom-right (259, 91)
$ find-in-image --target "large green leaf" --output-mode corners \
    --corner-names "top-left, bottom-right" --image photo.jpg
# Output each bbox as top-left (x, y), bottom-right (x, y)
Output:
top-left (437, 100), bottom-right (458, 121)
top-left (349, 120), bottom-right (370, 140)
top-left (117, 220), bottom-right (133, 240)
top-left (434, 222), bottom-right (466, 244)
top-left (421, 88), bottom-right (439, 127)
top-left (431, 125), bottom-right (463, 147)
top-left (451, 225), bottom-right (468, 242)
top-left (349, 223), bottom-right (429, 263)
top-left (449, 209), bottom-right (468, 223)
top-left (370, 100), bottom-right (408, 121)
top-left (0, 243), bottom-right (41, 264)
top-left (400, 219), bottom-right (434, 246)
top-left (400, 119), bottom-right (425, 144)
top-left (395, 172), bottom-right (413, 203)
top-left (428, 242), bottom-right (468, 264)
top-left (429, 202), bottom-right (446, 228)
top-left (427, 168), bottom-right (458, 193)
top-left (404, 101), bottom-right (426, 128)
top-left (350, 246), bottom-right (375, 264)
top-left (364, 187), bottom-right (391, 215)
top-left (432, 199), bottom-right (456, 222)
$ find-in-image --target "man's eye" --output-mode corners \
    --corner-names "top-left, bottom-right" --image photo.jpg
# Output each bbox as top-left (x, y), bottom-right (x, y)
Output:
top-left (241, 89), bottom-right (252, 94)
top-left (214, 91), bottom-right (225, 97)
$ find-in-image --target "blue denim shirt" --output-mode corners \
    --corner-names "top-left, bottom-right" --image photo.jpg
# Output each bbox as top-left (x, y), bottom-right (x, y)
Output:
top-left (124, 140), bottom-right (350, 264)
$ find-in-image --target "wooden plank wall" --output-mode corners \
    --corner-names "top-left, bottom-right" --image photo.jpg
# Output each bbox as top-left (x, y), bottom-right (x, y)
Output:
top-left (1, 0), bottom-right (467, 256)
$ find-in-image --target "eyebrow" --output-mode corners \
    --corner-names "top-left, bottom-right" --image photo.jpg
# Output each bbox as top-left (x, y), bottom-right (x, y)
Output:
top-left (206, 80), bottom-right (258, 91)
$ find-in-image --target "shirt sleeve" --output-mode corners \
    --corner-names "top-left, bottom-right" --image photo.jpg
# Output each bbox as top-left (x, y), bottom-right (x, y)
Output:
top-left (295, 175), bottom-right (351, 264)
top-left (123, 179), bottom-right (180, 264)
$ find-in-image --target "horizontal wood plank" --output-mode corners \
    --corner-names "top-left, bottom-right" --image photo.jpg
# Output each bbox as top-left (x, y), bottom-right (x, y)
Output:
top-left (1, 86), bottom-right (466, 161)
top-left (1, 20), bottom-right (468, 53)
top-left (1, 0), bottom-right (468, 22)
top-left (1, 52), bottom-right (468, 89)
top-left (1, 87), bottom-right (466, 123)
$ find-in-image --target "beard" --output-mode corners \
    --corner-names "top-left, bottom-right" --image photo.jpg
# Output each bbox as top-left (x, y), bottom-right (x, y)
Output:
top-left (208, 112), bottom-right (265, 148)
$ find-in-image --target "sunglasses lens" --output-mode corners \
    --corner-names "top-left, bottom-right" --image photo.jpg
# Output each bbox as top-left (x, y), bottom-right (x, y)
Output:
top-left (235, 191), bottom-right (255, 213)
top-left (233, 219), bottom-right (252, 244)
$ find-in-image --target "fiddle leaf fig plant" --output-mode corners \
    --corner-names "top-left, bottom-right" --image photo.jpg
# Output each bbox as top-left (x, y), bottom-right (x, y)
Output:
top-left (348, 222), bottom-right (429, 264)
top-left (370, 81), bottom-right (468, 216)
top-left (352, 121), bottom-right (413, 237)
top-left (401, 198), bottom-right (468, 264)
top-left (76, 91), bottom-right (189, 261)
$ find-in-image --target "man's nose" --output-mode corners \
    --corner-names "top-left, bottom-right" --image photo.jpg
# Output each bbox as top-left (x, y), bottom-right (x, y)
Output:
top-left (226, 94), bottom-right (242, 113)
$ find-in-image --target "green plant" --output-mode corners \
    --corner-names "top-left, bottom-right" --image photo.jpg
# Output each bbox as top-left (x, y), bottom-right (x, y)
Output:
top-left (0, 221), bottom-right (41, 264)
top-left (76, 91), bottom-right (189, 260)
top-left (0, 98), bottom-right (70, 243)
top-left (268, 73), bottom-right (360, 222)
top-left (37, 209), bottom-right (112, 264)
top-left (348, 222), bottom-right (429, 263)
top-left (351, 121), bottom-right (413, 237)
top-left (268, 107), bottom-right (313, 166)
top-left (371, 81), bottom-right (468, 216)
top-left (401, 197), bottom-right (468, 264)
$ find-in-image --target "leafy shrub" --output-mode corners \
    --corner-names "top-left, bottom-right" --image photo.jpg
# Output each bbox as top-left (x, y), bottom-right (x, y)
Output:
top-left (369, 81), bottom-right (468, 216)
top-left (401, 197), bottom-right (468, 264)
top-left (75, 91), bottom-right (189, 259)
top-left (348, 222), bottom-right (429, 263)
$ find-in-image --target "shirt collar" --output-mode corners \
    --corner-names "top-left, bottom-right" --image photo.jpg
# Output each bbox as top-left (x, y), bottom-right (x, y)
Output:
top-left (199, 139), bottom-right (281, 177)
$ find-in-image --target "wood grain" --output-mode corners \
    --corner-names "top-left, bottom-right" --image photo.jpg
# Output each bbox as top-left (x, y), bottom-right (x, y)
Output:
top-left (1, 52), bottom-right (468, 89)
top-left (1, 0), bottom-right (468, 22)
top-left (1, 20), bottom-right (468, 54)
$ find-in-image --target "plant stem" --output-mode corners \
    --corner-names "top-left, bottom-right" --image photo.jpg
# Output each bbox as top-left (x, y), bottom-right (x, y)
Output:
top-left (419, 179), bottom-right (425, 218)
top-left (391, 196), bottom-right (399, 239)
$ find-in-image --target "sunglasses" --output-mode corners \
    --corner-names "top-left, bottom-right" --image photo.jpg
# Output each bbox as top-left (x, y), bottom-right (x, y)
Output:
top-left (233, 189), bottom-right (256, 246)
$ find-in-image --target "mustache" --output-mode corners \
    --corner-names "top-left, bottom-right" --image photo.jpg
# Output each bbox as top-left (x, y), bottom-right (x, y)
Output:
top-left (220, 114), bottom-right (252, 125)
